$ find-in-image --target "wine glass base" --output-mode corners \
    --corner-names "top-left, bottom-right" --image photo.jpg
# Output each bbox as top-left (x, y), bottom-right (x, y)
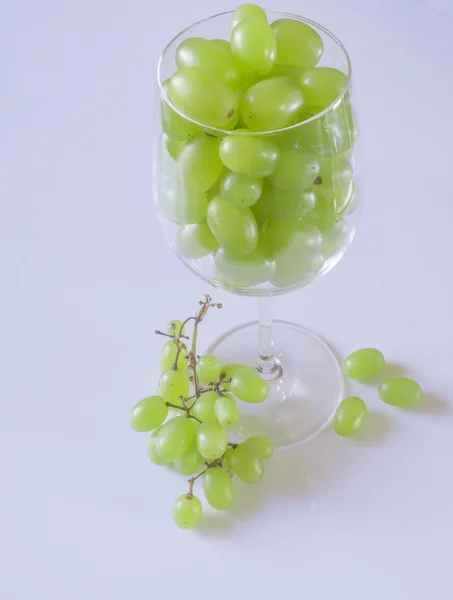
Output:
top-left (205, 320), bottom-right (344, 448)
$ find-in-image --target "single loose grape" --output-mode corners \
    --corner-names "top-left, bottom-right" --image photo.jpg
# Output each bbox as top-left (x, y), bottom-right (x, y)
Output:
top-left (156, 417), bottom-right (195, 461)
top-left (299, 67), bottom-right (347, 108)
top-left (174, 442), bottom-right (204, 475)
top-left (159, 369), bottom-right (189, 404)
top-left (220, 170), bottom-right (263, 207)
top-left (334, 396), bottom-right (367, 437)
top-left (172, 494), bottom-right (203, 529)
top-left (231, 17), bottom-right (276, 76)
top-left (197, 355), bottom-right (222, 382)
top-left (129, 395), bottom-right (168, 432)
top-left (344, 348), bottom-right (385, 381)
top-left (167, 320), bottom-right (185, 336)
top-left (203, 467), bottom-right (235, 509)
top-left (178, 135), bottom-right (223, 192)
top-left (196, 420), bottom-right (228, 460)
top-left (192, 391), bottom-right (218, 422)
top-left (161, 80), bottom-right (201, 141)
top-left (227, 444), bottom-right (264, 483)
top-left (268, 148), bottom-right (319, 190)
top-left (230, 4), bottom-right (267, 33)
top-left (207, 196), bottom-right (258, 257)
top-left (215, 395), bottom-right (241, 428)
top-left (231, 370), bottom-right (269, 403)
top-left (240, 77), bottom-right (305, 132)
top-left (244, 436), bottom-right (274, 459)
top-left (219, 135), bottom-right (279, 177)
top-left (272, 19), bottom-right (323, 69)
top-left (147, 427), bottom-right (172, 466)
top-left (176, 223), bottom-right (219, 259)
top-left (159, 340), bottom-right (188, 373)
top-left (379, 378), bottom-right (422, 408)
top-left (169, 67), bottom-right (238, 129)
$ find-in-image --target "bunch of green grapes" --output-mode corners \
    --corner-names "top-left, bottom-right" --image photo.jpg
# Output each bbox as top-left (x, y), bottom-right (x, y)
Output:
top-left (129, 296), bottom-right (274, 529)
top-left (159, 3), bottom-right (358, 291)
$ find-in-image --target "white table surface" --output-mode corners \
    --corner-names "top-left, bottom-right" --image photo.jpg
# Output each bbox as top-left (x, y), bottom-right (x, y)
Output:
top-left (2, 0), bottom-right (453, 598)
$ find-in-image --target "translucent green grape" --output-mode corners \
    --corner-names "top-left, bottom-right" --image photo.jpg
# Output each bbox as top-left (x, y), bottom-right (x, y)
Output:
top-left (178, 135), bottom-right (223, 192)
top-left (129, 395), bottom-right (168, 432)
top-left (254, 185), bottom-right (316, 223)
top-left (221, 363), bottom-right (256, 390)
top-left (268, 148), bottom-right (319, 190)
top-left (147, 427), bottom-right (172, 466)
top-left (231, 17), bottom-right (276, 76)
top-left (176, 223), bottom-right (219, 259)
top-left (334, 396), bottom-right (367, 437)
top-left (197, 355), bottom-right (222, 382)
top-left (317, 155), bottom-right (353, 214)
top-left (172, 494), bottom-right (203, 529)
top-left (207, 196), bottom-right (258, 257)
top-left (164, 134), bottom-right (186, 160)
top-left (161, 80), bottom-right (201, 141)
top-left (172, 188), bottom-right (209, 225)
top-left (299, 67), bottom-right (347, 108)
top-left (240, 77), bottom-right (305, 131)
top-left (156, 416), bottom-right (195, 461)
top-left (344, 348), bottom-right (385, 381)
top-left (230, 4), bottom-right (267, 33)
top-left (159, 369), bottom-right (189, 404)
top-left (169, 67), bottom-right (238, 129)
top-left (214, 248), bottom-right (272, 287)
top-left (272, 18), bottom-right (323, 69)
top-left (307, 189), bottom-right (337, 233)
top-left (219, 135), bottom-right (279, 177)
top-left (167, 320), bottom-right (185, 336)
top-left (211, 38), bottom-right (232, 56)
top-left (176, 37), bottom-right (241, 90)
top-left (258, 219), bottom-right (296, 256)
top-left (192, 391), bottom-right (218, 422)
top-left (298, 106), bottom-right (344, 157)
top-left (174, 442), bottom-right (203, 475)
top-left (322, 218), bottom-right (348, 259)
top-left (271, 252), bottom-right (324, 288)
top-left (222, 447), bottom-right (234, 470)
top-left (230, 370), bottom-right (269, 403)
top-left (196, 420), bottom-right (228, 460)
top-left (203, 467), bottom-right (235, 509)
top-left (215, 395), bottom-right (240, 428)
top-left (244, 436), bottom-right (274, 459)
top-left (379, 378), bottom-right (422, 408)
top-left (220, 170), bottom-right (263, 207)
top-left (159, 340), bottom-right (188, 373)
top-left (227, 443), bottom-right (264, 483)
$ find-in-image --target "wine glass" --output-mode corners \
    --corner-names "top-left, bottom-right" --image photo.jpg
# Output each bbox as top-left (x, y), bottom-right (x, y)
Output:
top-left (152, 9), bottom-right (361, 447)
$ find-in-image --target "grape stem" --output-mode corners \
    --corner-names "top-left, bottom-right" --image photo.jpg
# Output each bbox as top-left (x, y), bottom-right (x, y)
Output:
top-left (187, 468), bottom-right (208, 498)
top-left (154, 329), bottom-right (189, 341)
top-left (165, 402), bottom-right (202, 423)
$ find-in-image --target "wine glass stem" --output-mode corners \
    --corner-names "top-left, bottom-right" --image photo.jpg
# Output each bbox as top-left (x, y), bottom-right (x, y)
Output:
top-left (256, 298), bottom-right (283, 381)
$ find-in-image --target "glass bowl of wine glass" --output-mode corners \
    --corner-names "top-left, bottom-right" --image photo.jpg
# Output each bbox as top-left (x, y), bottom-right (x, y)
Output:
top-left (152, 6), bottom-right (361, 447)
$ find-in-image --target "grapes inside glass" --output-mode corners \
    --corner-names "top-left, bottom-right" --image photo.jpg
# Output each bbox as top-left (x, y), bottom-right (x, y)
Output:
top-left (153, 8), bottom-right (361, 447)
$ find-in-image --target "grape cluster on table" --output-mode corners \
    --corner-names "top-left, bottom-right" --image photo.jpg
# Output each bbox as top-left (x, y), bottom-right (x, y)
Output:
top-left (158, 3), bottom-right (357, 290)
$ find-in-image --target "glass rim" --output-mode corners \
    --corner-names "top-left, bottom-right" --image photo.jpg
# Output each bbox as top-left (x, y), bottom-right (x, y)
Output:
top-left (156, 8), bottom-right (352, 136)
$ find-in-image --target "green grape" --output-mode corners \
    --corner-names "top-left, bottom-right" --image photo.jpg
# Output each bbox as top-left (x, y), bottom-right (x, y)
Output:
top-left (268, 148), bottom-right (319, 190)
top-left (172, 494), bottom-right (203, 529)
top-left (240, 77), bottom-right (305, 132)
top-left (215, 395), bottom-right (240, 428)
top-left (230, 370), bottom-right (268, 403)
top-left (272, 19), bottom-right (323, 69)
top-left (176, 37), bottom-right (241, 90)
top-left (379, 378), bottom-right (422, 408)
top-left (220, 170), bottom-right (263, 207)
top-left (298, 106), bottom-right (345, 157)
top-left (159, 340), bottom-right (188, 373)
top-left (164, 134), bottom-right (186, 160)
top-left (147, 427), bottom-right (172, 466)
top-left (159, 369), bottom-right (189, 404)
top-left (178, 134), bottom-right (223, 192)
top-left (196, 420), bottom-right (228, 460)
top-left (244, 436), bottom-right (274, 459)
top-left (277, 223), bottom-right (323, 256)
top-left (227, 443), bottom-right (264, 483)
top-left (221, 363), bottom-right (256, 390)
top-left (192, 391), bottom-right (218, 422)
top-left (317, 155), bottom-right (353, 214)
top-left (307, 189), bottom-right (337, 233)
top-left (167, 320), bottom-right (185, 336)
top-left (161, 80), bottom-right (201, 141)
top-left (211, 38), bottom-right (232, 56)
top-left (300, 68), bottom-right (348, 109)
top-left (156, 416), bottom-right (195, 461)
top-left (197, 355), bottom-right (222, 382)
top-left (231, 17), bottom-right (276, 76)
top-left (334, 396), bottom-right (367, 437)
top-left (174, 442), bottom-right (203, 475)
top-left (263, 63), bottom-right (305, 80)
top-left (203, 467), bottom-right (235, 509)
top-left (219, 135), bottom-right (279, 176)
top-left (214, 248), bottom-right (272, 287)
top-left (222, 447), bottom-right (234, 470)
top-left (258, 219), bottom-right (295, 256)
top-left (169, 67), bottom-right (238, 129)
top-left (254, 185), bottom-right (316, 223)
top-left (207, 196), bottom-right (258, 257)
top-left (177, 223), bottom-right (219, 259)
top-left (344, 348), bottom-right (385, 381)
top-left (271, 252), bottom-right (324, 287)
top-left (172, 187), bottom-right (209, 225)
top-left (129, 395), bottom-right (168, 432)
top-left (322, 218), bottom-right (348, 259)
top-left (230, 4), bottom-right (267, 33)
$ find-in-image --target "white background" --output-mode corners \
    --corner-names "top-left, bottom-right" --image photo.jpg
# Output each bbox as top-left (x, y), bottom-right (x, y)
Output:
top-left (2, 0), bottom-right (453, 598)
